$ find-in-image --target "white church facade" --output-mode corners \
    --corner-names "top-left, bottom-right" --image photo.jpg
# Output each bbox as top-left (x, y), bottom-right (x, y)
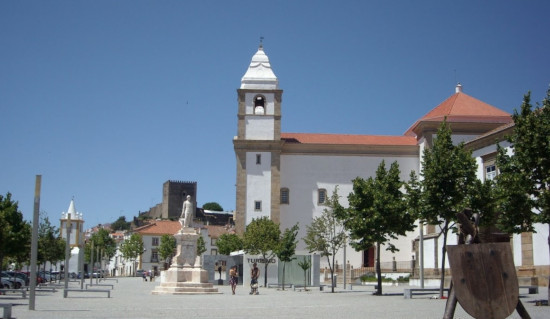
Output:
top-left (233, 45), bottom-right (549, 285)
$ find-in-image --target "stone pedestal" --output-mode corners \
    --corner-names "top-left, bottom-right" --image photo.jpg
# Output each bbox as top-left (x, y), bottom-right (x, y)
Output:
top-left (152, 220), bottom-right (220, 295)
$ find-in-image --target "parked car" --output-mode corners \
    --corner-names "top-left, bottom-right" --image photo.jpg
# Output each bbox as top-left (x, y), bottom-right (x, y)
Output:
top-left (1, 278), bottom-right (13, 289)
top-left (136, 269), bottom-right (146, 277)
top-left (1, 272), bottom-right (25, 289)
top-left (5, 271), bottom-right (29, 286)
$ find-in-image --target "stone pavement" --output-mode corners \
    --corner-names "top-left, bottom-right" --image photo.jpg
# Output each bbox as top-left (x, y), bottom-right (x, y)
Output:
top-left (1, 277), bottom-right (548, 319)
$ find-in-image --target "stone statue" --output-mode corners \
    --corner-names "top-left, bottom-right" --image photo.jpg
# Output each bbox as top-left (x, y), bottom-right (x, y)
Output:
top-left (180, 195), bottom-right (194, 228)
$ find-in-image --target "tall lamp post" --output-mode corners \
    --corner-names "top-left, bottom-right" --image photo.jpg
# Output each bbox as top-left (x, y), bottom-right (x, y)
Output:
top-left (64, 212), bottom-right (72, 290)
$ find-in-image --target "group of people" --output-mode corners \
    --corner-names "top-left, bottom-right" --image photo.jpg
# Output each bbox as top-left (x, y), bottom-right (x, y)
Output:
top-left (227, 262), bottom-right (260, 295)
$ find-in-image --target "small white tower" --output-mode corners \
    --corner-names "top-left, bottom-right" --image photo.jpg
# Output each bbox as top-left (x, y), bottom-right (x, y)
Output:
top-left (60, 199), bottom-right (84, 248)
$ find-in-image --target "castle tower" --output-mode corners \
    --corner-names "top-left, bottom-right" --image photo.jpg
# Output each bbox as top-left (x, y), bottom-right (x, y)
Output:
top-left (162, 180), bottom-right (197, 219)
top-left (233, 43), bottom-right (283, 234)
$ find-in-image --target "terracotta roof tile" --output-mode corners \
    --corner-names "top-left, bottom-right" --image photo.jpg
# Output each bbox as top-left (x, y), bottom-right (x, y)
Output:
top-left (405, 92), bottom-right (512, 136)
top-left (281, 133), bottom-right (417, 146)
top-left (135, 220), bottom-right (181, 235)
top-left (204, 225), bottom-right (235, 239)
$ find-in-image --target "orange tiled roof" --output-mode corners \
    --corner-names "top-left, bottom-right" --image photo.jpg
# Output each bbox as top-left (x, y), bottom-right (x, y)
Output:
top-left (204, 225), bottom-right (235, 238)
top-left (134, 220), bottom-right (181, 235)
top-left (405, 92), bottom-right (512, 136)
top-left (281, 133), bottom-right (417, 146)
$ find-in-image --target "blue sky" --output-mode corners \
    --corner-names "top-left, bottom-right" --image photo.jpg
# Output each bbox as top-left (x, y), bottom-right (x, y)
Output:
top-left (1, 1), bottom-right (549, 229)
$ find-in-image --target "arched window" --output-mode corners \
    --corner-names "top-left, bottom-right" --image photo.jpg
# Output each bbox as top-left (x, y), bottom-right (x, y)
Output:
top-left (254, 95), bottom-right (265, 115)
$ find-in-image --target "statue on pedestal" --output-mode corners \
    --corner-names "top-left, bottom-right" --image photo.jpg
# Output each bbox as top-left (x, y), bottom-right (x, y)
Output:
top-left (180, 195), bottom-right (194, 228)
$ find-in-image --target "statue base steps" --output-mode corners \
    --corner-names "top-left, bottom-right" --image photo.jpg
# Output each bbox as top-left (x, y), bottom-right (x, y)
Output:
top-left (152, 267), bottom-right (220, 295)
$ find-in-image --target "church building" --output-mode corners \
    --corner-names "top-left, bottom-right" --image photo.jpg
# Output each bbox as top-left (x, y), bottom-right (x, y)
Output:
top-left (233, 44), bottom-right (548, 284)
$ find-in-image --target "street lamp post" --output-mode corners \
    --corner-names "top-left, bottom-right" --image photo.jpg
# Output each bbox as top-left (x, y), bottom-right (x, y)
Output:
top-left (64, 212), bottom-right (72, 290)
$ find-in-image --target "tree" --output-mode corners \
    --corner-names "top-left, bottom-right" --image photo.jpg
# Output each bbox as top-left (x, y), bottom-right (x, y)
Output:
top-left (158, 234), bottom-right (176, 267)
top-left (243, 216), bottom-right (281, 287)
top-left (495, 88), bottom-right (550, 302)
top-left (120, 233), bottom-right (144, 276)
top-left (38, 215), bottom-right (65, 272)
top-left (202, 202), bottom-right (223, 211)
top-left (85, 228), bottom-right (116, 274)
top-left (275, 224), bottom-right (299, 290)
top-left (111, 216), bottom-right (130, 231)
top-left (343, 161), bottom-right (415, 295)
top-left (197, 236), bottom-right (207, 256)
top-left (297, 256), bottom-right (311, 291)
top-left (420, 120), bottom-right (477, 297)
top-left (304, 187), bottom-right (346, 293)
top-left (0, 193), bottom-right (31, 270)
top-left (216, 233), bottom-right (243, 255)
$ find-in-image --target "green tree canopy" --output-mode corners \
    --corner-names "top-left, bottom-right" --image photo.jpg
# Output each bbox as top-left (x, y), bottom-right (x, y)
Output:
top-left (420, 119), bottom-right (477, 297)
top-left (111, 216), bottom-right (131, 231)
top-left (120, 233), bottom-right (144, 276)
top-left (243, 216), bottom-right (280, 287)
top-left (202, 202), bottom-right (223, 211)
top-left (343, 161), bottom-right (415, 295)
top-left (0, 193), bottom-right (31, 270)
top-left (216, 233), bottom-right (243, 255)
top-left (304, 187), bottom-right (346, 293)
top-left (38, 215), bottom-right (65, 271)
top-left (197, 236), bottom-right (207, 256)
top-left (275, 224), bottom-right (299, 290)
top-left (495, 88), bottom-right (550, 302)
top-left (158, 234), bottom-right (176, 263)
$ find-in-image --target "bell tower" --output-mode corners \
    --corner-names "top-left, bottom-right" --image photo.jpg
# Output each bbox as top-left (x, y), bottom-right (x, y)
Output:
top-left (233, 43), bottom-right (283, 234)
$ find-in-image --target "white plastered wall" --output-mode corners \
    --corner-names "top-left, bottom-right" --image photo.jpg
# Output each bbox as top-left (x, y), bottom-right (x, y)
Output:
top-left (279, 153), bottom-right (419, 268)
top-left (246, 151), bottom-right (272, 224)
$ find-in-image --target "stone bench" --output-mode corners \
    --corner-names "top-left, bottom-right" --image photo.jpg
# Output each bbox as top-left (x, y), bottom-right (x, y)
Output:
top-left (267, 283), bottom-right (293, 289)
top-left (403, 288), bottom-right (449, 299)
top-left (0, 289), bottom-right (27, 298)
top-left (35, 287), bottom-right (57, 292)
top-left (86, 283), bottom-right (114, 290)
top-left (348, 283), bottom-right (378, 290)
top-left (63, 288), bottom-right (110, 298)
top-left (100, 278), bottom-right (119, 283)
top-left (0, 303), bottom-right (12, 319)
top-left (519, 285), bottom-right (538, 294)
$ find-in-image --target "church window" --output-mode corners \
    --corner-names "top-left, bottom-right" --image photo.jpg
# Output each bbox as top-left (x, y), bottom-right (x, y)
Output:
top-left (254, 201), bottom-right (262, 211)
top-left (256, 154), bottom-right (261, 165)
top-left (254, 95), bottom-right (265, 115)
top-left (281, 188), bottom-right (289, 204)
top-left (482, 153), bottom-right (498, 181)
top-left (318, 189), bottom-right (327, 205)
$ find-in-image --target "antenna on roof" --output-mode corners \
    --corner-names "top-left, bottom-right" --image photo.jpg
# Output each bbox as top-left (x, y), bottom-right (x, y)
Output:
top-left (454, 69), bottom-right (457, 84)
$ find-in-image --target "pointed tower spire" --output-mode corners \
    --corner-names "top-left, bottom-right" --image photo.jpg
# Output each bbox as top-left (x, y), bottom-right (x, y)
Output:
top-left (240, 43), bottom-right (279, 89)
top-left (67, 199), bottom-right (76, 217)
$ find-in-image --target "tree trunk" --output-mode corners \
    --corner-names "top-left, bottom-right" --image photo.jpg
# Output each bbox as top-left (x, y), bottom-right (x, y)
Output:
top-left (376, 242), bottom-right (382, 295)
top-left (282, 262), bottom-right (286, 290)
top-left (264, 263), bottom-right (268, 287)
top-left (327, 254), bottom-right (335, 293)
top-left (439, 220), bottom-right (449, 299)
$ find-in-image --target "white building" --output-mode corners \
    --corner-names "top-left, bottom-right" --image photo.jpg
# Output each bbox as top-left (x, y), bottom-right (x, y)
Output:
top-left (233, 44), bottom-right (548, 285)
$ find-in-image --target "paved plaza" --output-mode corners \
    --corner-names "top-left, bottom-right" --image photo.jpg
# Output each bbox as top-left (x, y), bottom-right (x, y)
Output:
top-left (1, 277), bottom-right (548, 319)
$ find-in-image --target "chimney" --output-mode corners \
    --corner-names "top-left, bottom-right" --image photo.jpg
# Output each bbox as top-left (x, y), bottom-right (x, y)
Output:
top-left (455, 83), bottom-right (463, 93)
